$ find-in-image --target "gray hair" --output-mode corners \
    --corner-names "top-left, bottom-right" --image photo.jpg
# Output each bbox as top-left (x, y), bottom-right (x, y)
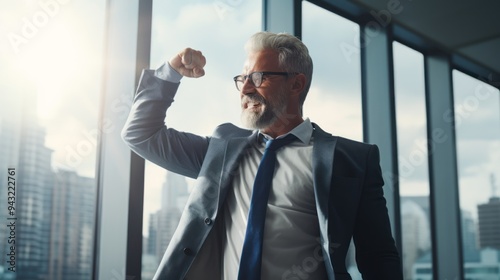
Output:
top-left (245, 31), bottom-right (313, 114)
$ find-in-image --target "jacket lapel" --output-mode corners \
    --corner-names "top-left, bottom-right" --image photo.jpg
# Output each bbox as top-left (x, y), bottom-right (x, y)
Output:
top-left (217, 130), bottom-right (258, 210)
top-left (311, 123), bottom-right (338, 279)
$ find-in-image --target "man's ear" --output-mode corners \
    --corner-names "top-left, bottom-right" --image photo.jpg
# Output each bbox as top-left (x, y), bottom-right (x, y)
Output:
top-left (291, 73), bottom-right (306, 96)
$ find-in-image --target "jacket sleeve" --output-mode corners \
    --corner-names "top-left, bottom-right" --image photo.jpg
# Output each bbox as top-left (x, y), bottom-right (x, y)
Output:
top-left (121, 69), bottom-right (209, 179)
top-left (352, 145), bottom-right (403, 279)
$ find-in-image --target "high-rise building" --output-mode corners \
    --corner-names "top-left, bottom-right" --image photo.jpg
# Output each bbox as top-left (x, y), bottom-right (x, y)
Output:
top-left (0, 119), bottom-right (23, 280)
top-left (0, 86), bottom-right (96, 279)
top-left (16, 136), bottom-right (54, 279)
top-left (0, 119), bottom-right (19, 274)
top-left (0, 75), bottom-right (51, 280)
top-left (15, 96), bottom-right (55, 279)
top-left (48, 170), bottom-right (95, 280)
top-left (478, 197), bottom-right (500, 250)
top-left (161, 171), bottom-right (189, 211)
top-left (147, 171), bottom-right (189, 264)
top-left (462, 210), bottom-right (480, 259)
top-left (150, 208), bottom-right (182, 263)
top-left (146, 212), bottom-right (158, 256)
top-left (400, 196), bottom-right (432, 278)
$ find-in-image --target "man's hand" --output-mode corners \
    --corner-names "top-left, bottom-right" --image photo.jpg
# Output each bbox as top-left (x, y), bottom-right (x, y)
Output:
top-left (169, 48), bottom-right (206, 78)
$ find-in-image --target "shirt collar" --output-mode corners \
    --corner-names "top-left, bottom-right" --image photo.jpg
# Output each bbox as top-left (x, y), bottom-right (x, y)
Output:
top-left (259, 118), bottom-right (313, 145)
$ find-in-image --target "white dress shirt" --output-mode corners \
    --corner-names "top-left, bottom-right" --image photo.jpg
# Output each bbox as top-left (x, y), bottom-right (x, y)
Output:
top-left (222, 119), bottom-right (327, 280)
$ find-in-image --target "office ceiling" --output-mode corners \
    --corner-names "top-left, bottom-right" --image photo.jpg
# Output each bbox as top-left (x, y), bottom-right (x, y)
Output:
top-left (352, 0), bottom-right (500, 79)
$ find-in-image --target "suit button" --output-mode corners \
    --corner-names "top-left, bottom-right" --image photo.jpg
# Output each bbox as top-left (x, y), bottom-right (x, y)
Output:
top-left (183, 247), bottom-right (193, 256)
top-left (204, 218), bottom-right (212, 225)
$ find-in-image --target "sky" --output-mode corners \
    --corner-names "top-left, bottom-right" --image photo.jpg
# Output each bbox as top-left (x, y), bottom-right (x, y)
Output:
top-left (0, 0), bottom-right (106, 176)
top-left (1, 0), bottom-right (499, 237)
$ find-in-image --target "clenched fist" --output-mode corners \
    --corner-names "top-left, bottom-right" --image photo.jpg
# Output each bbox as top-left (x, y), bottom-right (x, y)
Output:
top-left (169, 48), bottom-right (206, 78)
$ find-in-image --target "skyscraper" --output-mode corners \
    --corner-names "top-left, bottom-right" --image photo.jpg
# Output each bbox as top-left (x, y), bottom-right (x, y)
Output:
top-left (462, 210), bottom-right (480, 259)
top-left (0, 116), bottom-right (23, 280)
top-left (0, 84), bottom-right (96, 279)
top-left (147, 171), bottom-right (189, 264)
top-left (478, 196), bottom-right (500, 250)
top-left (15, 96), bottom-right (54, 279)
top-left (400, 196), bottom-right (431, 278)
top-left (0, 73), bottom-right (53, 280)
top-left (48, 170), bottom-right (95, 280)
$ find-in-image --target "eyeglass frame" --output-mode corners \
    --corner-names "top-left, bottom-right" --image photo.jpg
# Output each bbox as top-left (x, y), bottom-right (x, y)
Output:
top-left (233, 71), bottom-right (299, 91)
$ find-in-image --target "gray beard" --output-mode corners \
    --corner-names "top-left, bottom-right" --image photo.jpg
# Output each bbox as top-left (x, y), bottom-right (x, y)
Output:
top-left (241, 105), bottom-right (278, 129)
top-left (240, 89), bottom-right (288, 130)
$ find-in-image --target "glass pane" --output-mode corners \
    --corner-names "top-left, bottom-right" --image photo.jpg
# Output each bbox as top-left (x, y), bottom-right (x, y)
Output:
top-left (453, 70), bottom-right (500, 279)
top-left (393, 42), bottom-right (433, 280)
top-left (0, 1), bottom-right (105, 279)
top-left (142, 1), bottom-right (261, 278)
top-left (302, 2), bottom-right (363, 279)
top-left (302, 1), bottom-right (363, 141)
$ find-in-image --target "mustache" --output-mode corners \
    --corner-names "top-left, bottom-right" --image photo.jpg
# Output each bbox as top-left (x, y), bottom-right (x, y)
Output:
top-left (241, 93), bottom-right (266, 106)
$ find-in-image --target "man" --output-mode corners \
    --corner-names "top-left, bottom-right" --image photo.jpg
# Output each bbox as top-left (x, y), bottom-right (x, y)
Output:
top-left (122, 31), bottom-right (403, 280)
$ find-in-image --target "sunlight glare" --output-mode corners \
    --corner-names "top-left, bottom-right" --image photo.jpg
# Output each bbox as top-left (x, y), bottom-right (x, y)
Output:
top-left (15, 18), bottom-right (94, 121)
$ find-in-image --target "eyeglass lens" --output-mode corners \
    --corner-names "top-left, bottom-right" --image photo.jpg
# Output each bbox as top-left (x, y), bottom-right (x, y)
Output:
top-left (235, 72), bottom-right (263, 91)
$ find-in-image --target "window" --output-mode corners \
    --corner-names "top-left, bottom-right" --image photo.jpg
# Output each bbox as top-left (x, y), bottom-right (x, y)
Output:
top-left (302, 1), bottom-right (363, 141)
top-left (0, 1), bottom-right (105, 279)
top-left (393, 42), bottom-right (433, 279)
top-left (453, 70), bottom-right (500, 278)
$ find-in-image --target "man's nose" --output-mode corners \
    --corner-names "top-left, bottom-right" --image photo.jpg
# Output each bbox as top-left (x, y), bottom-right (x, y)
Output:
top-left (240, 77), bottom-right (255, 95)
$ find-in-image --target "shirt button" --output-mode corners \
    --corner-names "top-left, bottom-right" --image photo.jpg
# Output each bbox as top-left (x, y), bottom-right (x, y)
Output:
top-left (204, 218), bottom-right (212, 225)
top-left (183, 247), bottom-right (193, 256)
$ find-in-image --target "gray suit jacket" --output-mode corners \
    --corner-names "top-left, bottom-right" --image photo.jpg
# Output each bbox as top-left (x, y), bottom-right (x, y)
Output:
top-left (122, 70), bottom-right (403, 280)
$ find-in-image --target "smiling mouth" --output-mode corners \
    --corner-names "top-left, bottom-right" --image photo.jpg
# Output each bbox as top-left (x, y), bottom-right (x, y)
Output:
top-left (244, 102), bottom-right (262, 110)
top-left (242, 94), bottom-right (265, 110)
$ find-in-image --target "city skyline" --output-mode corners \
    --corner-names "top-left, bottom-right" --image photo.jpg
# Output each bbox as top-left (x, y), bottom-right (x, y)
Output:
top-left (143, 170), bottom-right (190, 277)
top-left (0, 96), bottom-right (96, 279)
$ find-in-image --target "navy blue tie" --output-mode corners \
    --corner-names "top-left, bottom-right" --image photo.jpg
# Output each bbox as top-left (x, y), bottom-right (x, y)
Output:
top-left (237, 134), bottom-right (297, 280)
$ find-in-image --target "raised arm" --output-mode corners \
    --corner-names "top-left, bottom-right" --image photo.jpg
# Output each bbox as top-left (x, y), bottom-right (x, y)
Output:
top-left (121, 48), bottom-right (210, 179)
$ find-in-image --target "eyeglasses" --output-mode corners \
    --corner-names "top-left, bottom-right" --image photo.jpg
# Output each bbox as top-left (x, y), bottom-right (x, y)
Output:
top-left (233, 71), bottom-right (298, 91)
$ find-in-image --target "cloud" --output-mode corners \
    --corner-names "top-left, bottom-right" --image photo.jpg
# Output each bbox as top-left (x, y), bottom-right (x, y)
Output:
top-left (302, 1), bottom-right (362, 95)
top-left (304, 85), bottom-right (363, 141)
top-left (1, 1), bottom-right (106, 177)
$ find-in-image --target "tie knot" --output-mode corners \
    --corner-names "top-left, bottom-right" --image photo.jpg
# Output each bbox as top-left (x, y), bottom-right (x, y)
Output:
top-left (264, 134), bottom-right (297, 151)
